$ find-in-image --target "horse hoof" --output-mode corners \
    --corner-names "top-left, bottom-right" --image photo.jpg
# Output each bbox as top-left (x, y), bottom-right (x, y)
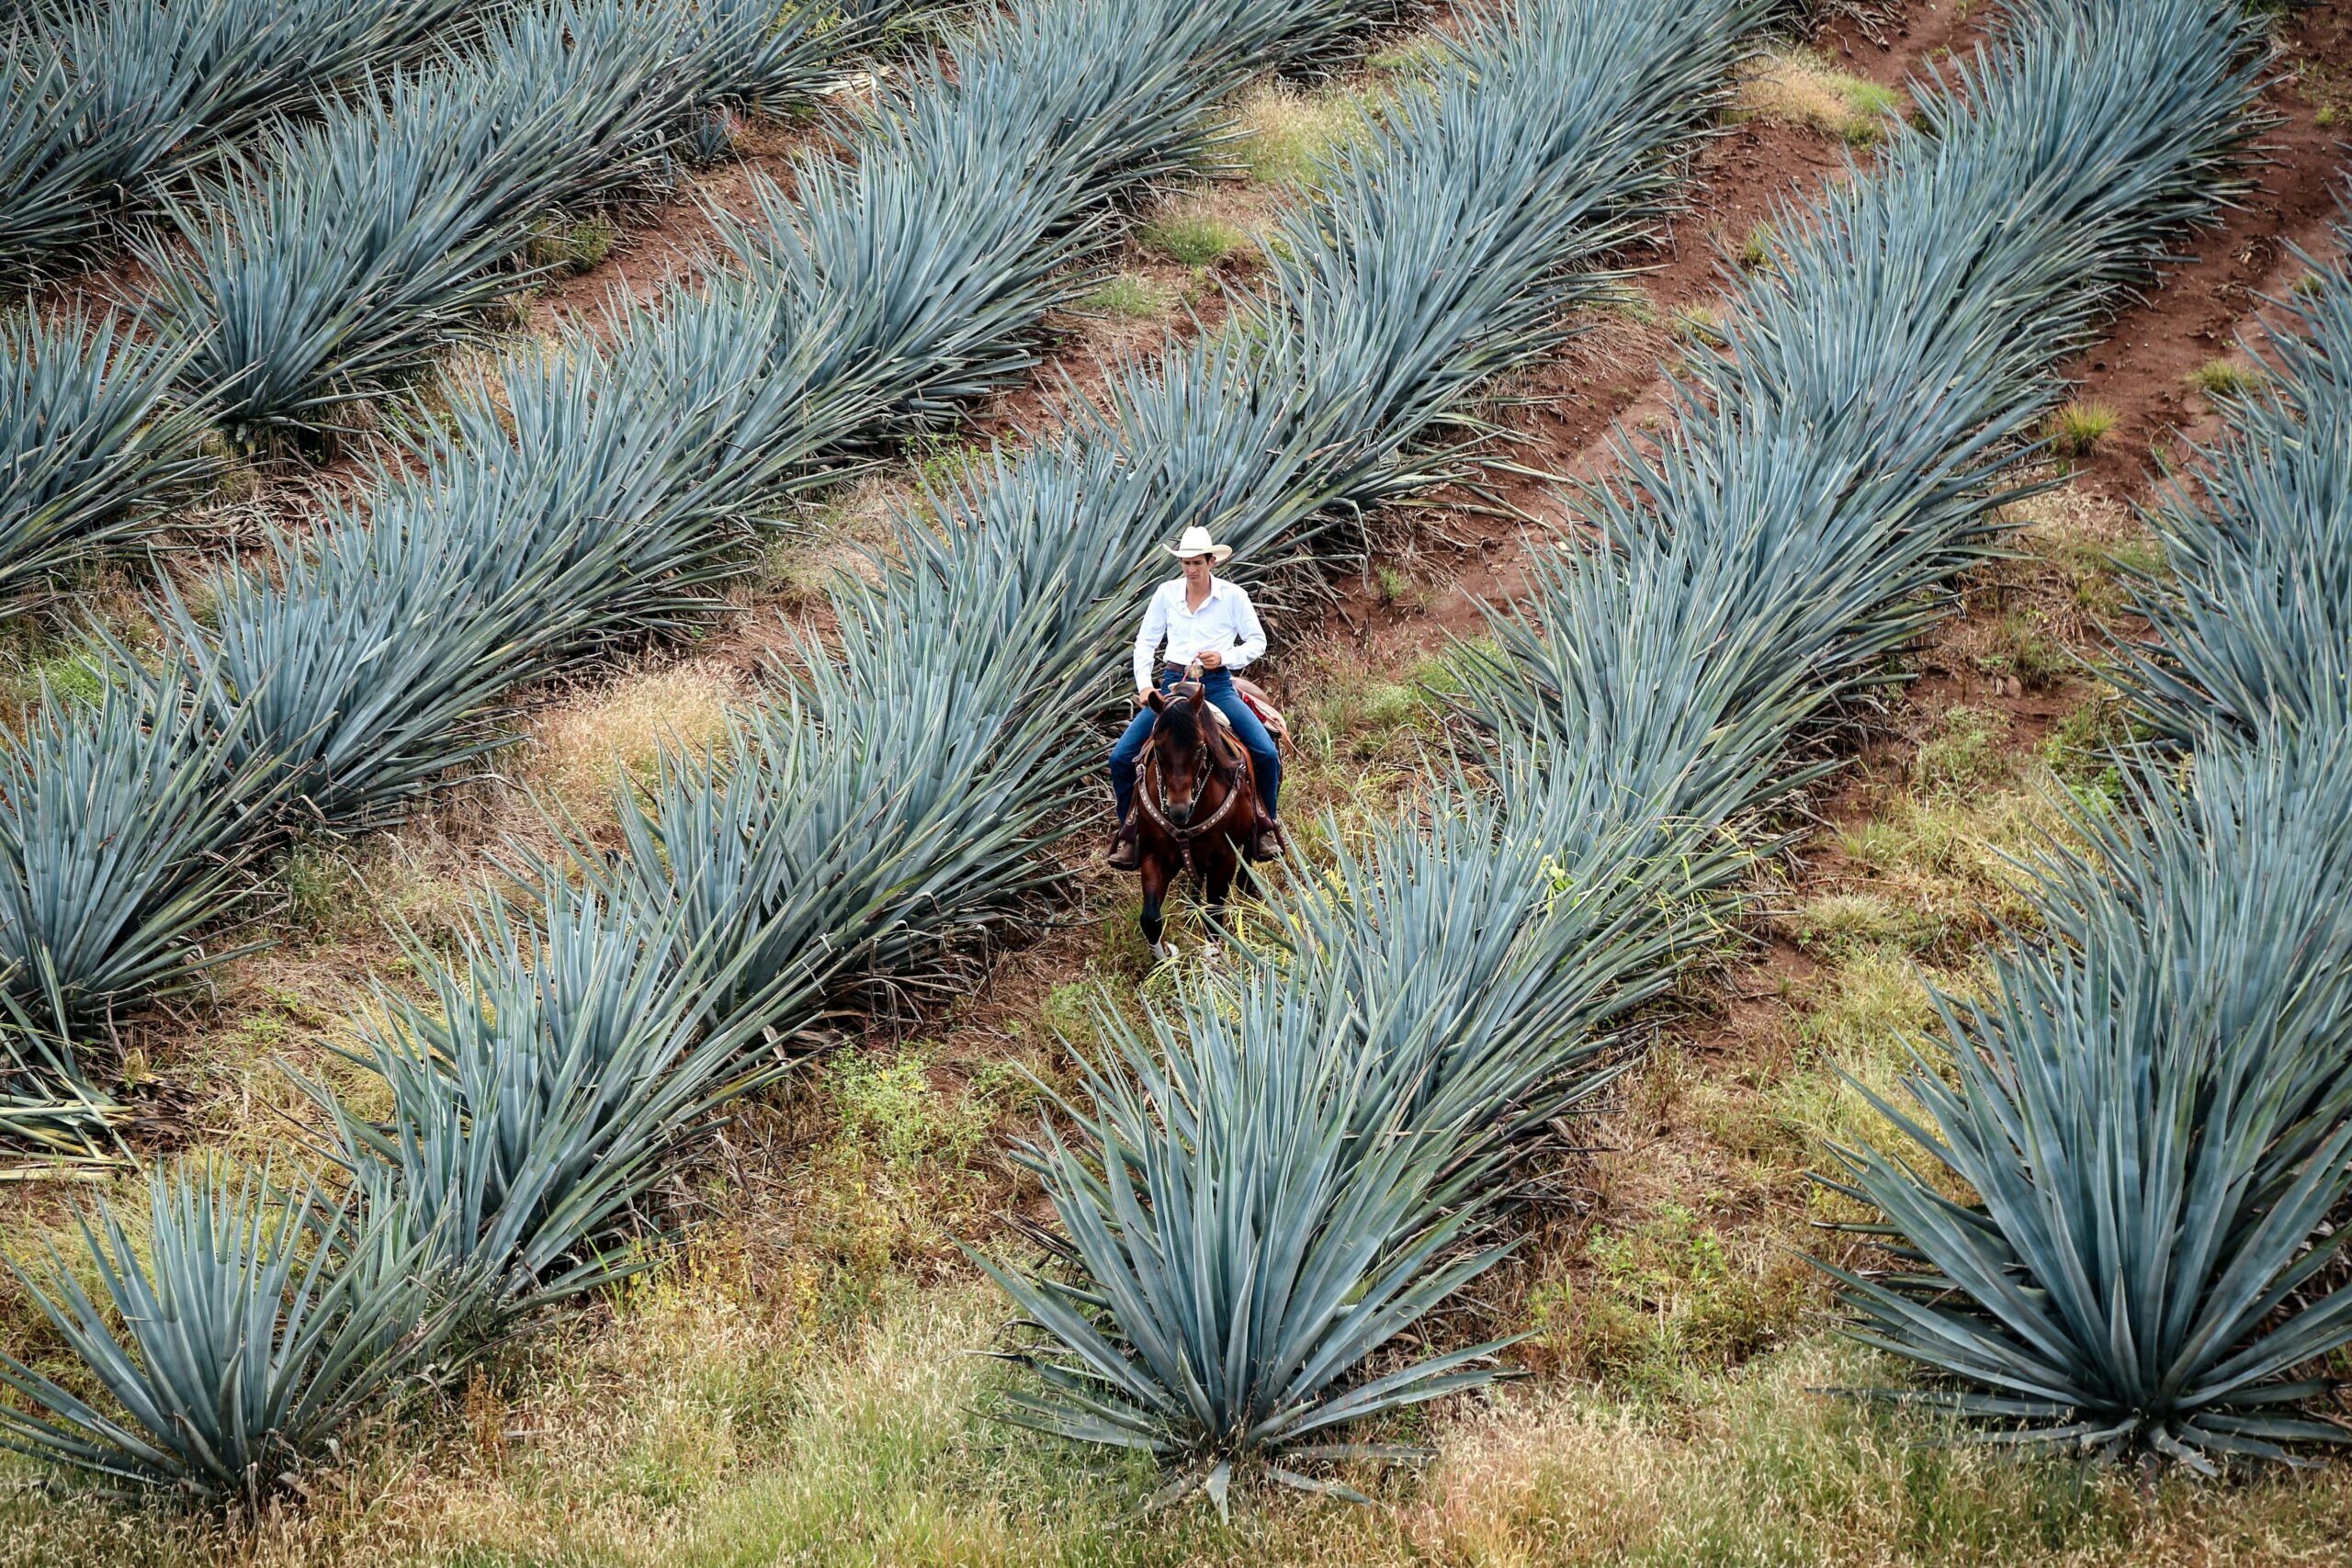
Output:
top-left (1153, 941), bottom-right (1178, 964)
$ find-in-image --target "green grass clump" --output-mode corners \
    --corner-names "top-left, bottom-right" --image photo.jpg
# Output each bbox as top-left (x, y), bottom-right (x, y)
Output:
top-left (902, 430), bottom-right (984, 493)
top-left (1528, 1196), bottom-right (1811, 1396)
top-left (526, 213), bottom-right (617, 274)
top-left (827, 1044), bottom-right (1003, 1170)
top-left (1912, 705), bottom-right (2015, 796)
top-left (1784, 891), bottom-right (1940, 955)
top-left (2188, 357), bottom-right (2263, 398)
top-left (2044, 399), bottom-right (2118, 457)
top-left (1079, 274), bottom-right (1164, 319)
top-left (0, 642), bottom-right (105, 721)
top-left (1139, 212), bottom-right (1250, 267)
top-left (1233, 80), bottom-right (1366, 186)
top-left (1975, 609), bottom-right (2071, 691)
top-left (1670, 304), bottom-right (1729, 347)
top-left (1366, 35), bottom-right (1447, 75)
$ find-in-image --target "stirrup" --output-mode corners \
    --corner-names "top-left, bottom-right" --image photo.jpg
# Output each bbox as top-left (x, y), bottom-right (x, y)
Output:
top-left (1107, 824), bottom-right (1142, 871)
top-left (1248, 819), bottom-right (1285, 863)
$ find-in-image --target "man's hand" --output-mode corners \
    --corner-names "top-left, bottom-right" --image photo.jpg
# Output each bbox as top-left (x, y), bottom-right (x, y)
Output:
top-left (1136, 688), bottom-right (1151, 706)
top-left (1196, 648), bottom-right (1225, 671)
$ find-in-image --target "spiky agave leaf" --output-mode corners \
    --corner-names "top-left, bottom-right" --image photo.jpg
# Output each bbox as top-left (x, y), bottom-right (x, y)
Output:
top-left (590, 618), bottom-right (1080, 1038)
top-left (0, 32), bottom-right (130, 275)
top-left (4, 0), bottom-right (468, 276)
top-left (1481, 0), bottom-right (2267, 804)
top-left (139, 277), bottom-right (892, 842)
top-left (957, 0), bottom-right (1777, 1486)
top-left (2121, 224), bottom-right (2352, 744)
top-left (687, 0), bottom-right (903, 116)
top-left (0, 304), bottom-right (212, 608)
top-left (1260, 754), bottom-right (1759, 1169)
top-left (889, 0), bottom-right (1773, 639)
top-left (0, 1156), bottom-right (455, 1501)
top-left (0, 671), bottom-right (273, 1073)
top-left (979, 967), bottom-right (1519, 1498)
top-left (1820, 723), bottom-right (2352, 1466)
top-left (310, 880), bottom-right (786, 1327)
top-left (143, 0), bottom-right (735, 433)
top-left (841, 0), bottom-right (1780, 849)
top-left (152, 521), bottom-right (528, 836)
top-left (703, 0), bottom-right (1373, 436)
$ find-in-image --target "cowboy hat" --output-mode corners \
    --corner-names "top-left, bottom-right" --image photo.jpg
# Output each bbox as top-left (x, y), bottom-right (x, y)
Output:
top-left (1165, 525), bottom-right (1233, 563)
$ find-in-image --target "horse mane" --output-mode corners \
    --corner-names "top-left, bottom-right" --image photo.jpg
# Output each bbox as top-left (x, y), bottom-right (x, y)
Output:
top-left (1156, 693), bottom-right (1203, 749)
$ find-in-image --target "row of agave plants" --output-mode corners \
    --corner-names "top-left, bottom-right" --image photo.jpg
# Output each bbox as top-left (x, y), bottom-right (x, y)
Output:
top-left (1, 0), bottom-right (907, 616)
top-left (1828, 225), bottom-right (2352, 1469)
top-left (2, 0), bottom-right (467, 278)
top-left (979, 0), bottom-right (2301, 1501)
top-left (0, 0), bottom-right (1383, 1136)
top-left (0, 0), bottom-right (1415, 1501)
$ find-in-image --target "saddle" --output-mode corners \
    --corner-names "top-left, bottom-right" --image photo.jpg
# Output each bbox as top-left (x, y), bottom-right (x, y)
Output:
top-left (1172, 674), bottom-right (1288, 747)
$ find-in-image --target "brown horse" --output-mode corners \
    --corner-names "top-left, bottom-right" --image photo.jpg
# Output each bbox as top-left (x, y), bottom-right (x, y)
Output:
top-left (1130, 681), bottom-right (1256, 960)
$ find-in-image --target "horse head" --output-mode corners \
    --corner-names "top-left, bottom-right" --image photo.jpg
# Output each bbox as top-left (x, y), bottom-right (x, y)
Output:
top-left (1143, 682), bottom-right (1207, 828)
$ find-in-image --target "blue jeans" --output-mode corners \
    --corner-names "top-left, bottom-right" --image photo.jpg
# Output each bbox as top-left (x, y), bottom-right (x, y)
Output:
top-left (1111, 666), bottom-right (1280, 826)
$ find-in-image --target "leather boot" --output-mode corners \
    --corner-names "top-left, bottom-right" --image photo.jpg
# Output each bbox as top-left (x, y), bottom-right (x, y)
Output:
top-left (1107, 818), bottom-right (1142, 872)
top-left (1248, 807), bottom-right (1285, 863)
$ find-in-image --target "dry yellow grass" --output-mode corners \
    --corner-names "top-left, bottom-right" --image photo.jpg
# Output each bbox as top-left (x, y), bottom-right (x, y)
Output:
top-left (523, 659), bottom-right (741, 821)
top-left (1736, 50), bottom-right (1904, 144)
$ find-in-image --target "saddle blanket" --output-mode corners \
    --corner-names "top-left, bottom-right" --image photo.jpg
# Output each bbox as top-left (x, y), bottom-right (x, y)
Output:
top-left (1224, 676), bottom-right (1288, 748)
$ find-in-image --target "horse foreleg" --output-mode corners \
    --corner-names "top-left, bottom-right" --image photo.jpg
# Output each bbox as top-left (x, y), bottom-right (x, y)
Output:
top-left (1139, 854), bottom-right (1174, 961)
top-left (1199, 851), bottom-right (1240, 965)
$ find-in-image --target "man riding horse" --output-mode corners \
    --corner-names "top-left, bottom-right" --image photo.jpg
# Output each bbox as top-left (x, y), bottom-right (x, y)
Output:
top-left (1107, 526), bottom-right (1284, 871)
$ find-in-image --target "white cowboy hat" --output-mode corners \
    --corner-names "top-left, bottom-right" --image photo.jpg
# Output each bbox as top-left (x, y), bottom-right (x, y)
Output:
top-left (1166, 525), bottom-right (1233, 563)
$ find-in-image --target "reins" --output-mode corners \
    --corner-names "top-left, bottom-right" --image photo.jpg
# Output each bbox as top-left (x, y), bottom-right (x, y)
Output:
top-left (1135, 698), bottom-right (1250, 878)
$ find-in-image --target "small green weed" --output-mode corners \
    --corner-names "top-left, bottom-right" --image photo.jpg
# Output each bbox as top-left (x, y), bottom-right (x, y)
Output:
top-left (1783, 892), bottom-right (1940, 956)
top-left (1371, 562), bottom-right (1425, 611)
top-left (1670, 304), bottom-right (1729, 347)
top-left (827, 1044), bottom-right (1001, 1170)
top-left (1777, 946), bottom-right (1952, 1171)
top-left (1737, 50), bottom-right (1903, 145)
top-left (1975, 610), bottom-right (2069, 692)
top-left (1913, 705), bottom-right (2015, 796)
top-left (281, 842), bottom-right (369, 944)
top-left (1532, 1199), bottom-right (1809, 1393)
top-left (526, 213), bottom-right (617, 275)
top-left (2188, 358), bottom-right (2262, 398)
top-left (1139, 212), bottom-right (1249, 267)
top-left (1306, 676), bottom-right (1428, 761)
top-left (1235, 81), bottom-right (1366, 186)
top-left (1599, 284), bottom-right (1660, 326)
top-left (1367, 35), bottom-right (1446, 74)
top-left (902, 430), bottom-right (984, 493)
top-left (2041, 691), bottom-right (2146, 795)
top-left (1078, 274), bottom-right (1162, 320)
top-left (0, 644), bottom-right (106, 720)
top-left (1037, 979), bottom-right (1111, 1055)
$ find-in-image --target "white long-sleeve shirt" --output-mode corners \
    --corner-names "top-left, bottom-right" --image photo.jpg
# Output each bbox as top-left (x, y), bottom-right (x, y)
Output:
top-left (1132, 576), bottom-right (1267, 693)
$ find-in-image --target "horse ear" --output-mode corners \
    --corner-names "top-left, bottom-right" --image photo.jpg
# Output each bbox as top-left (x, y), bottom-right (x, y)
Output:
top-left (1144, 689), bottom-right (1167, 712)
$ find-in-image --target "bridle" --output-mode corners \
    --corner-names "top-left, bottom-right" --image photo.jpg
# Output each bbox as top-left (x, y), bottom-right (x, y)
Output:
top-left (1134, 692), bottom-right (1250, 878)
